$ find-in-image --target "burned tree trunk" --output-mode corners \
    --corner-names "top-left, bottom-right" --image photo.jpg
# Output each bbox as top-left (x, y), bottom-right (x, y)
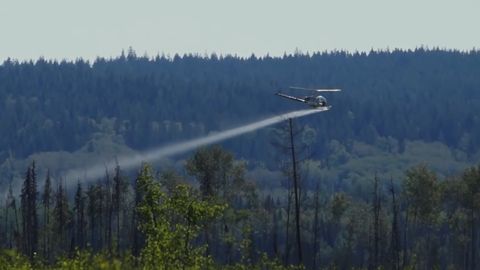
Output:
top-left (289, 118), bottom-right (303, 264)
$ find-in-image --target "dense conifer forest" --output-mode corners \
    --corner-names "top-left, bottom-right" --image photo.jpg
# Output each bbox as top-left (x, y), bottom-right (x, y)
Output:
top-left (1, 49), bottom-right (480, 269)
top-left (1, 49), bottom-right (480, 161)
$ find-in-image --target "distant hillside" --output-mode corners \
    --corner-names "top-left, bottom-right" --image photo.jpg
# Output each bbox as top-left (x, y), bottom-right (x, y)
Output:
top-left (1, 49), bottom-right (480, 176)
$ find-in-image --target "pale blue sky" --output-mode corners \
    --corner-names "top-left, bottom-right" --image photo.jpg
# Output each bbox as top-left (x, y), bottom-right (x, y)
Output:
top-left (1, 0), bottom-right (479, 61)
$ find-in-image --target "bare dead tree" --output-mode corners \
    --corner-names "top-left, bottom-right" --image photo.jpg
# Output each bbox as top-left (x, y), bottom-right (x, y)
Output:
top-left (288, 118), bottom-right (303, 264)
top-left (271, 118), bottom-right (310, 265)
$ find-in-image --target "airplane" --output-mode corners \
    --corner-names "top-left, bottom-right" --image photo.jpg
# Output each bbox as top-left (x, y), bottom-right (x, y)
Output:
top-left (275, 86), bottom-right (341, 110)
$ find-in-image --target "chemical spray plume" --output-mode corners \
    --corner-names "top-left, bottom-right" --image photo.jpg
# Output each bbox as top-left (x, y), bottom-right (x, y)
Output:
top-left (65, 108), bottom-right (324, 182)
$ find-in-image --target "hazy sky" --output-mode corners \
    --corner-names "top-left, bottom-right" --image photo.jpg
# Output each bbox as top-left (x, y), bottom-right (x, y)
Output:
top-left (1, 0), bottom-right (479, 61)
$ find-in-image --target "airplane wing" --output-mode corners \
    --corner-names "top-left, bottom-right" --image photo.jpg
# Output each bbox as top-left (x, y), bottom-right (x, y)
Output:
top-left (289, 86), bottom-right (341, 92)
top-left (275, 92), bottom-right (305, 103)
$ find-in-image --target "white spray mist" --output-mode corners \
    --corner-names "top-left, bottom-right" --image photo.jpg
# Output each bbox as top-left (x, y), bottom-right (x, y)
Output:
top-left (61, 108), bottom-right (325, 183)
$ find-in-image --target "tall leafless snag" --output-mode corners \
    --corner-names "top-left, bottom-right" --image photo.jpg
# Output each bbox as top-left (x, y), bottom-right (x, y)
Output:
top-left (288, 118), bottom-right (303, 264)
top-left (271, 118), bottom-right (309, 265)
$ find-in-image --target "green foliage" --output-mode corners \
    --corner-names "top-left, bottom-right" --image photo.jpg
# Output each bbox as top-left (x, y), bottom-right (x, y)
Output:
top-left (0, 249), bottom-right (31, 270)
top-left (186, 145), bottom-right (238, 199)
top-left (136, 164), bottom-right (226, 269)
top-left (460, 165), bottom-right (480, 209)
top-left (224, 253), bottom-right (304, 270)
top-left (5, 148), bottom-right (480, 269)
top-left (330, 193), bottom-right (349, 223)
top-left (54, 250), bottom-right (125, 270)
top-left (403, 164), bottom-right (440, 224)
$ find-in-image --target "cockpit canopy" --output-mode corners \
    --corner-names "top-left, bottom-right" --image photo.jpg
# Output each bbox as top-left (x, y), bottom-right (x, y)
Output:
top-left (304, 95), bottom-right (327, 107)
top-left (315, 96), bottom-right (327, 104)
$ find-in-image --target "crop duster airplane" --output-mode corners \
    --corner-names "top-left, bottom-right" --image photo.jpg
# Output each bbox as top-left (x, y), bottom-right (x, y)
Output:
top-left (275, 86), bottom-right (341, 111)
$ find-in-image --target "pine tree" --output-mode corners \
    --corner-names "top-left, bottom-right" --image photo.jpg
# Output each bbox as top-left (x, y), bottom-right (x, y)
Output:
top-left (41, 170), bottom-right (52, 260)
top-left (104, 170), bottom-right (113, 254)
top-left (132, 168), bottom-right (145, 257)
top-left (74, 182), bottom-right (86, 250)
top-left (53, 180), bottom-right (70, 256)
top-left (459, 165), bottom-right (480, 270)
top-left (20, 161), bottom-right (38, 259)
top-left (87, 183), bottom-right (103, 251)
top-left (372, 173), bottom-right (381, 269)
top-left (112, 164), bottom-right (125, 254)
top-left (5, 183), bottom-right (20, 249)
top-left (186, 145), bottom-right (232, 199)
top-left (389, 177), bottom-right (401, 270)
top-left (86, 185), bottom-right (97, 250)
top-left (185, 145), bottom-right (237, 256)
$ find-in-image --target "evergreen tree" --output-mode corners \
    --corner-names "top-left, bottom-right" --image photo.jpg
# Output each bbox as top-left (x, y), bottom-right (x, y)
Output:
top-left (457, 165), bottom-right (480, 270)
top-left (41, 170), bottom-right (52, 260)
top-left (389, 177), bottom-right (401, 270)
top-left (86, 183), bottom-right (102, 251)
top-left (53, 180), bottom-right (70, 256)
top-left (112, 164), bottom-right (126, 254)
top-left (20, 161), bottom-right (38, 259)
top-left (104, 170), bottom-right (113, 254)
top-left (371, 173), bottom-right (382, 269)
top-left (402, 164), bottom-right (440, 269)
top-left (74, 182), bottom-right (86, 250)
top-left (186, 145), bottom-right (234, 199)
top-left (5, 183), bottom-right (20, 249)
top-left (132, 167), bottom-right (145, 257)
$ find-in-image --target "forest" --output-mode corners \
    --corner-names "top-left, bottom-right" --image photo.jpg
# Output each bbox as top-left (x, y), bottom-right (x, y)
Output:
top-left (1, 49), bottom-right (480, 269)
top-left (1, 145), bottom-right (480, 269)
top-left (1, 48), bottom-right (480, 163)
